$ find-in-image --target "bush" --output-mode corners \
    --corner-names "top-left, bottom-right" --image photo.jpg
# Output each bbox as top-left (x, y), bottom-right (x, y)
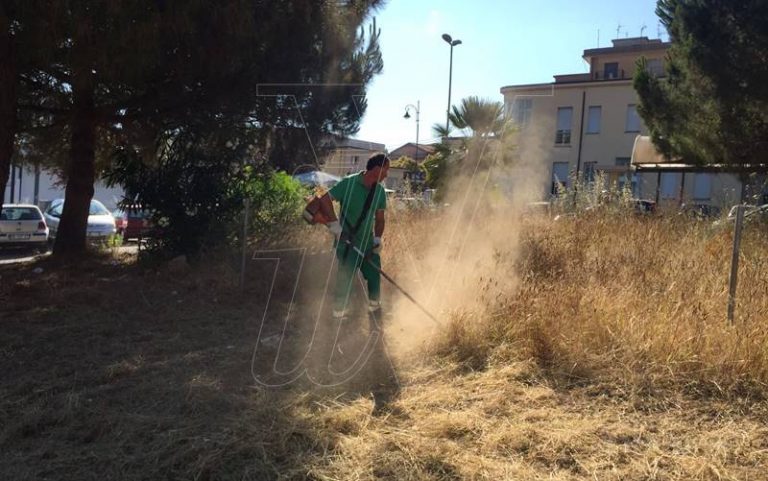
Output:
top-left (245, 170), bottom-right (307, 242)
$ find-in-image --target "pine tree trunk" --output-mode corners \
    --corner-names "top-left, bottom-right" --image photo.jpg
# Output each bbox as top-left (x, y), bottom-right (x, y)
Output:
top-left (53, 67), bottom-right (96, 257)
top-left (0, 20), bottom-right (17, 215)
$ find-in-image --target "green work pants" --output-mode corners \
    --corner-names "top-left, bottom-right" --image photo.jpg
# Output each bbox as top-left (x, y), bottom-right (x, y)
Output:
top-left (334, 248), bottom-right (381, 313)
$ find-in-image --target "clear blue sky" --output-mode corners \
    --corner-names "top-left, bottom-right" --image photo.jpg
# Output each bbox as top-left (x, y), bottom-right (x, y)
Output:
top-left (354, 0), bottom-right (664, 151)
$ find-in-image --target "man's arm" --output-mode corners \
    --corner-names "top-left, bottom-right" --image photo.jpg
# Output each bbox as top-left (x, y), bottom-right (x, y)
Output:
top-left (374, 209), bottom-right (385, 237)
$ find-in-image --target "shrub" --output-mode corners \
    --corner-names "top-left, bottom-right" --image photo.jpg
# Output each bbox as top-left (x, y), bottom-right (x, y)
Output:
top-left (245, 170), bottom-right (307, 242)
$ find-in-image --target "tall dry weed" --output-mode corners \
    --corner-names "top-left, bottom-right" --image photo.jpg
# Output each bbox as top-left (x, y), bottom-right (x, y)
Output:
top-left (427, 210), bottom-right (768, 398)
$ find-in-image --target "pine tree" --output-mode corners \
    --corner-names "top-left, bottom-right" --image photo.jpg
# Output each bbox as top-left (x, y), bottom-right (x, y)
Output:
top-left (634, 0), bottom-right (768, 167)
top-left (11, 0), bottom-right (384, 256)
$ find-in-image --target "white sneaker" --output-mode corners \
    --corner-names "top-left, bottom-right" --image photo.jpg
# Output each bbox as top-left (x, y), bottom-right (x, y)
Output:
top-left (367, 300), bottom-right (382, 313)
top-left (332, 309), bottom-right (347, 320)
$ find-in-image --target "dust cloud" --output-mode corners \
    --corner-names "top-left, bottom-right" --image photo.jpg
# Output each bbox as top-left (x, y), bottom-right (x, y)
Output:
top-left (384, 126), bottom-right (550, 355)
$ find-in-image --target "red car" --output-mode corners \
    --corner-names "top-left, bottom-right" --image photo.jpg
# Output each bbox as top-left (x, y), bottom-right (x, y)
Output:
top-left (112, 207), bottom-right (155, 240)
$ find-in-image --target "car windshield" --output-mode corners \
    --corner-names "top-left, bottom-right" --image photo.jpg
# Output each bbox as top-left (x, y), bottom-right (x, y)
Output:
top-left (90, 201), bottom-right (110, 215)
top-left (0, 207), bottom-right (42, 221)
top-left (48, 200), bottom-right (110, 216)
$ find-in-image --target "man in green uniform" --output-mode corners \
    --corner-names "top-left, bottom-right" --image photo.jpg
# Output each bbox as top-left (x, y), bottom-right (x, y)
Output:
top-left (316, 153), bottom-right (389, 320)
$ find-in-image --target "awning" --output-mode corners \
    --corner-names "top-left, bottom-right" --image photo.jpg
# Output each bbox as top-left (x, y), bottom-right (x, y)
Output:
top-left (631, 136), bottom-right (768, 173)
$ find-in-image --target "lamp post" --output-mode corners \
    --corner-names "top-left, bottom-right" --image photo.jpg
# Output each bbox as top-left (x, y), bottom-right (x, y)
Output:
top-left (442, 33), bottom-right (462, 134)
top-left (403, 101), bottom-right (420, 161)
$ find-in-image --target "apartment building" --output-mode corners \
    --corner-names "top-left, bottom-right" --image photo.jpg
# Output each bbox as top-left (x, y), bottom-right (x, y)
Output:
top-left (4, 165), bottom-right (124, 210)
top-left (499, 37), bottom-right (742, 207)
top-left (320, 137), bottom-right (386, 177)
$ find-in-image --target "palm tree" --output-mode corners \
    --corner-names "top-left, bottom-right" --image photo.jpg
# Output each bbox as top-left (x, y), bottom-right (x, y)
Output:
top-left (447, 96), bottom-right (506, 138)
top-left (427, 96), bottom-right (517, 193)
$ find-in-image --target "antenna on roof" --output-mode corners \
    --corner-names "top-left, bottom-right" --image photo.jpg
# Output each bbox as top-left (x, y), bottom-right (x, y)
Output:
top-left (597, 28), bottom-right (600, 47)
top-left (641, 24), bottom-right (647, 37)
top-left (657, 22), bottom-right (662, 40)
top-left (616, 23), bottom-right (622, 39)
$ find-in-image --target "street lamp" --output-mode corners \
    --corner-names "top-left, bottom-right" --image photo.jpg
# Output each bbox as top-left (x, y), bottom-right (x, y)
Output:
top-left (403, 101), bottom-right (420, 161)
top-left (442, 33), bottom-right (462, 133)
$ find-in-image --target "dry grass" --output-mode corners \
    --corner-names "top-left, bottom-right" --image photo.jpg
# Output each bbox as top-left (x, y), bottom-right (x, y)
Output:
top-left (304, 358), bottom-right (768, 480)
top-left (428, 211), bottom-right (768, 398)
top-left (1, 210), bottom-right (767, 480)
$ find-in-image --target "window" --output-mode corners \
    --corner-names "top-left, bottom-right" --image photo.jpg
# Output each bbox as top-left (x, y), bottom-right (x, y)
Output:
top-left (555, 107), bottom-right (573, 145)
top-left (693, 173), bottom-right (712, 201)
top-left (511, 98), bottom-right (533, 126)
top-left (583, 162), bottom-right (597, 182)
top-left (89, 200), bottom-right (110, 216)
top-left (586, 106), bottom-right (601, 134)
top-left (352, 155), bottom-right (359, 165)
top-left (604, 62), bottom-right (619, 79)
top-left (660, 172), bottom-right (681, 199)
top-left (618, 173), bottom-right (639, 196)
top-left (551, 162), bottom-right (570, 194)
top-left (0, 207), bottom-right (41, 221)
top-left (646, 58), bottom-right (664, 77)
top-left (625, 104), bottom-right (641, 133)
top-left (615, 157), bottom-right (631, 168)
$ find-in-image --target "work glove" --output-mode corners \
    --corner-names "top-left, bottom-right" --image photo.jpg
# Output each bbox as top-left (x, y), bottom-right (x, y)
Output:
top-left (372, 236), bottom-right (382, 255)
top-left (326, 220), bottom-right (342, 240)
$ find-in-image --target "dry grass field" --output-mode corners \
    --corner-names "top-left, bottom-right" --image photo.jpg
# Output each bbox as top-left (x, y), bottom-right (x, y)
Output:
top-left (1, 208), bottom-right (767, 480)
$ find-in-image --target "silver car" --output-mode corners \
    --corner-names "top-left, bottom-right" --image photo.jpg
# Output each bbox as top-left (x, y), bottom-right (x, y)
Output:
top-left (44, 199), bottom-right (117, 241)
top-left (0, 204), bottom-right (49, 249)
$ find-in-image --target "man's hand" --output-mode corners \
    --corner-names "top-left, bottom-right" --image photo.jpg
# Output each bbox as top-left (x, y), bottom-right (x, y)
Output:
top-left (327, 220), bottom-right (342, 239)
top-left (372, 236), bottom-right (382, 255)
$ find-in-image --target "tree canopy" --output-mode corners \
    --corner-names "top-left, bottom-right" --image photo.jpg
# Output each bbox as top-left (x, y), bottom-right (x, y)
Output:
top-left (2, 0), bottom-right (384, 256)
top-left (634, 0), bottom-right (768, 167)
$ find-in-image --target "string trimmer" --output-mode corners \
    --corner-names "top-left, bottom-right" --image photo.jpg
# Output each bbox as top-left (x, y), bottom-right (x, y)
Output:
top-left (339, 238), bottom-right (440, 325)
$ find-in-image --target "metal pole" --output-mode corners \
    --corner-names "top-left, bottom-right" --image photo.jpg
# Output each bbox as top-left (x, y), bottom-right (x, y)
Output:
top-left (574, 91), bottom-right (586, 179)
top-left (240, 197), bottom-right (250, 289)
top-left (727, 204), bottom-right (745, 324)
top-left (446, 44), bottom-right (453, 133)
top-left (679, 172), bottom-right (686, 208)
top-left (573, 90), bottom-right (587, 206)
top-left (415, 100), bottom-right (420, 160)
top-left (9, 164), bottom-right (15, 203)
top-left (17, 164), bottom-right (22, 203)
top-left (33, 164), bottom-right (40, 206)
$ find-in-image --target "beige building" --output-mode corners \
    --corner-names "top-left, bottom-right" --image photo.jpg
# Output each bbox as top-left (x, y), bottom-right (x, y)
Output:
top-left (500, 37), bottom-right (744, 208)
top-left (320, 137), bottom-right (386, 177)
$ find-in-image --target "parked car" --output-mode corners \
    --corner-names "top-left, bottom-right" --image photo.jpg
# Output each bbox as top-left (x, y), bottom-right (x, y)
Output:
top-left (729, 204), bottom-right (768, 222)
top-left (112, 207), bottom-right (155, 240)
top-left (718, 204), bottom-right (768, 225)
top-left (44, 199), bottom-right (116, 241)
top-left (0, 204), bottom-right (49, 250)
top-left (711, 204), bottom-right (768, 229)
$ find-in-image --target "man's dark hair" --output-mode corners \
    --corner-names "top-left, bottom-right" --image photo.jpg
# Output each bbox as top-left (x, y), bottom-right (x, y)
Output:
top-left (366, 152), bottom-right (390, 171)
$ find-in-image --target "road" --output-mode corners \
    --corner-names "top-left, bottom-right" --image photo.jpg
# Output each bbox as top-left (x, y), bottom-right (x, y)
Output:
top-left (0, 244), bottom-right (139, 265)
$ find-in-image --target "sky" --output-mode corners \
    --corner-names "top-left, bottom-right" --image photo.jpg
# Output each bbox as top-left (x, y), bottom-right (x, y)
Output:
top-left (354, 0), bottom-right (664, 151)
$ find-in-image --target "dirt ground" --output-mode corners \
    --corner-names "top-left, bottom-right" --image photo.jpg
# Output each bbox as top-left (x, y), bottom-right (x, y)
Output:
top-left (1, 253), bottom-right (766, 480)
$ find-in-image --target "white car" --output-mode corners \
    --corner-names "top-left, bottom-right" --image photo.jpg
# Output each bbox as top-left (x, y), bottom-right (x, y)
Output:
top-left (0, 204), bottom-right (49, 249)
top-left (44, 199), bottom-right (117, 241)
top-left (728, 204), bottom-right (768, 222)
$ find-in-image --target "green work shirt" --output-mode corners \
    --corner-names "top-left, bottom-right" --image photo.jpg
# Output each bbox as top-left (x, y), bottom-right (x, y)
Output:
top-left (328, 171), bottom-right (387, 255)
